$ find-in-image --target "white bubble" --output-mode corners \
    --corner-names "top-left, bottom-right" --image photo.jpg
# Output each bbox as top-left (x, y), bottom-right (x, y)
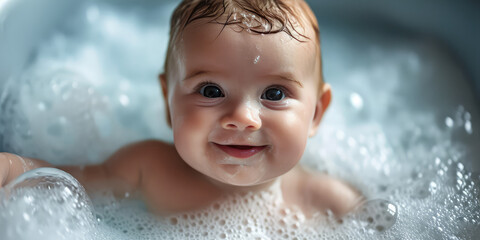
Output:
top-left (22, 212), bottom-right (30, 221)
top-left (464, 121), bottom-right (472, 134)
top-left (429, 181), bottom-right (438, 194)
top-left (347, 137), bottom-right (357, 147)
top-left (119, 94), bottom-right (130, 106)
top-left (445, 117), bottom-right (454, 128)
top-left (349, 92), bottom-right (364, 110)
top-left (353, 199), bottom-right (398, 233)
top-left (457, 163), bottom-right (464, 171)
top-left (37, 102), bottom-right (47, 111)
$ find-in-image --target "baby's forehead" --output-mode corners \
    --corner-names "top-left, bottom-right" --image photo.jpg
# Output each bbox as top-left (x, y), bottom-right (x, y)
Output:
top-left (165, 0), bottom-right (321, 82)
top-left (181, 21), bottom-right (315, 52)
top-left (178, 23), bottom-right (319, 84)
top-left (175, 0), bottom-right (319, 46)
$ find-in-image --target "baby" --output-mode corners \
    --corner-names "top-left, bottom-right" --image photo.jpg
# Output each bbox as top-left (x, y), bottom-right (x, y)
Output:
top-left (0, 0), bottom-right (361, 217)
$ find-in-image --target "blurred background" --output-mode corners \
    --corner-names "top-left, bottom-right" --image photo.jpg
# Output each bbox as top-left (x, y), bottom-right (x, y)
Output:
top-left (309, 0), bottom-right (480, 104)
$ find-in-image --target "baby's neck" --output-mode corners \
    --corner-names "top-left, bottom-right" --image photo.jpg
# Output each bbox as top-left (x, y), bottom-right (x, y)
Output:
top-left (206, 177), bottom-right (279, 195)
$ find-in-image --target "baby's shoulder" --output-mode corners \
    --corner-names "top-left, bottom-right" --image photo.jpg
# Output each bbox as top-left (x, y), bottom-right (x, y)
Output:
top-left (105, 139), bottom-right (182, 176)
top-left (114, 139), bottom-right (175, 156)
top-left (110, 139), bottom-right (176, 161)
top-left (116, 140), bottom-right (222, 213)
top-left (282, 167), bottom-right (362, 217)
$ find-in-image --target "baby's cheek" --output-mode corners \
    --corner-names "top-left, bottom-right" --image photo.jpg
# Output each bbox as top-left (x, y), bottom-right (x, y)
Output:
top-left (267, 111), bottom-right (309, 164)
top-left (173, 106), bottom-right (215, 149)
top-left (273, 110), bottom-right (311, 136)
top-left (173, 103), bottom-right (207, 129)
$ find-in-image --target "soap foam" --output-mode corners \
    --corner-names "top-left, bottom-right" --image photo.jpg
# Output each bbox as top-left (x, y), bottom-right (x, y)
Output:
top-left (0, 1), bottom-right (479, 240)
top-left (89, 181), bottom-right (397, 240)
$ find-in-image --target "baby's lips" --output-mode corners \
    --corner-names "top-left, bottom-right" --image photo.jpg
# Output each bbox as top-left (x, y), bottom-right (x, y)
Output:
top-left (214, 143), bottom-right (267, 159)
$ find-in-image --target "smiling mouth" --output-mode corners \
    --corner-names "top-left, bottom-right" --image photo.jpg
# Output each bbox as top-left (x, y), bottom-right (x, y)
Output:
top-left (214, 143), bottom-right (267, 159)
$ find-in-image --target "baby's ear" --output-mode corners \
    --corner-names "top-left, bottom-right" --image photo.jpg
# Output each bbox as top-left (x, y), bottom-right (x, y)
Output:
top-left (159, 73), bottom-right (168, 98)
top-left (159, 73), bottom-right (172, 127)
top-left (309, 83), bottom-right (332, 137)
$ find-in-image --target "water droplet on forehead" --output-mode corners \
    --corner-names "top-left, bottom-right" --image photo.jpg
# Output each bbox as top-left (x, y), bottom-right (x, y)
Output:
top-left (254, 55), bottom-right (260, 64)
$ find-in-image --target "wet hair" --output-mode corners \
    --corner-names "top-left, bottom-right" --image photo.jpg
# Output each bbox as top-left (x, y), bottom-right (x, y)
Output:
top-left (161, 0), bottom-right (322, 126)
top-left (163, 0), bottom-right (320, 80)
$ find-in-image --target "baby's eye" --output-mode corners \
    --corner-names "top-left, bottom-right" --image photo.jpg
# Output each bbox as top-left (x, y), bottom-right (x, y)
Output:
top-left (261, 87), bottom-right (285, 101)
top-left (199, 84), bottom-right (224, 98)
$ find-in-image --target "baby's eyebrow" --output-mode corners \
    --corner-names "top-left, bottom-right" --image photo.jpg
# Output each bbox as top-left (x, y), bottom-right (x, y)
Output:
top-left (265, 73), bottom-right (303, 88)
top-left (183, 70), bottom-right (303, 88)
top-left (183, 70), bottom-right (211, 82)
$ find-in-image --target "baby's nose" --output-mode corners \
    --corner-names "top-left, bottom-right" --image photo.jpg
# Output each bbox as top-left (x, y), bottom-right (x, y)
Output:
top-left (220, 101), bottom-right (261, 131)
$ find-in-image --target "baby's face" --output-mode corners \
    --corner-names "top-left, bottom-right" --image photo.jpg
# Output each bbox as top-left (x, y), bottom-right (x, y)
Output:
top-left (165, 20), bottom-right (325, 187)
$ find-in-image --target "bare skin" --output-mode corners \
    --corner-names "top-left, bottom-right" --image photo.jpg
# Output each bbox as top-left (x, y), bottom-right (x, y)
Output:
top-left (0, 145), bottom-right (360, 216)
top-left (0, 1), bottom-right (362, 218)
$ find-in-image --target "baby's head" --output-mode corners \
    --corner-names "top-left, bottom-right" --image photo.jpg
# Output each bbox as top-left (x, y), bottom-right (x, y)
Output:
top-left (160, 0), bottom-right (331, 187)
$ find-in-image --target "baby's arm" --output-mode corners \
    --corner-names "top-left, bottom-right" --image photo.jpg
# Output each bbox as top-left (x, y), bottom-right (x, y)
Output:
top-left (0, 141), bottom-right (153, 197)
top-left (1, 140), bottom-right (221, 214)
top-left (62, 140), bottom-right (222, 213)
top-left (0, 152), bottom-right (52, 187)
top-left (0, 141), bottom-right (171, 196)
top-left (0, 145), bottom-right (143, 196)
top-left (57, 141), bottom-right (146, 197)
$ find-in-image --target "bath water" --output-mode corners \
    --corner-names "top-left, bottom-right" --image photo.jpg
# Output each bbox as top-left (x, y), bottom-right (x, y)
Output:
top-left (1, 2), bottom-right (479, 239)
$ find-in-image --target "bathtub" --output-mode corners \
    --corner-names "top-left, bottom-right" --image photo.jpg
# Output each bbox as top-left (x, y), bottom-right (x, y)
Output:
top-left (0, 0), bottom-right (479, 239)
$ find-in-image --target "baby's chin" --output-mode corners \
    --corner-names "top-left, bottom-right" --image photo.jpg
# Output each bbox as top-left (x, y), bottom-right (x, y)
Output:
top-left (208, 169), bottom-right (278, 192)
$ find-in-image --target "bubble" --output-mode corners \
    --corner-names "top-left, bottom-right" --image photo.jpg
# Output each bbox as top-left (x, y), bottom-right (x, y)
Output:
top-left (37, 102), bottom-right (47, 111)
top-left (464, 121), bottom-right (473, 134)
top-left (347, 137), bottom-right (357, 147)
top-left (429, 181), bottom-right (438, 194)
top-left (445, 117), bottom-right (454, 128)
top-left (354, 199), bottom-right (398, 233)
top-left (0, 168), bottom-right (96, 240)
top-left (349, 92), bottom-right (364, 110)
top-left (457, 163), bottom-right (464, 171)
top-left (118, 94), bottom-right (130, 107)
